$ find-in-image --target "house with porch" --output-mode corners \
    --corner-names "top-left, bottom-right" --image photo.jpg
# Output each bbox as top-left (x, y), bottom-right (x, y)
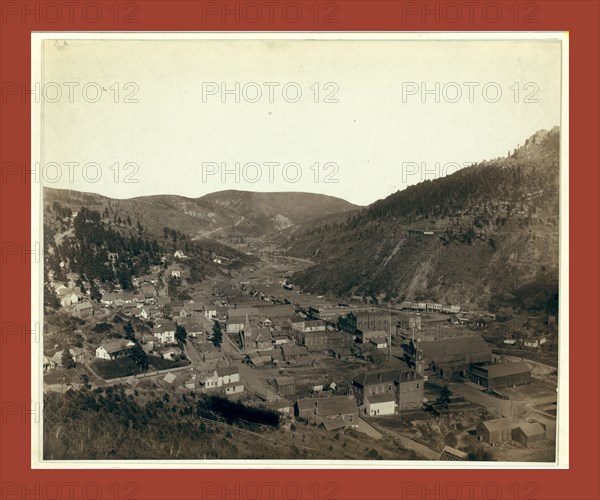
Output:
top-left (95, 339), bottom-right (135, 360)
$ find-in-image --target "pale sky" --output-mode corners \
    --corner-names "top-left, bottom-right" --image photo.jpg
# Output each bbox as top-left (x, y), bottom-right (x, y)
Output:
top-left (39, 35), bottom-right (563, 206)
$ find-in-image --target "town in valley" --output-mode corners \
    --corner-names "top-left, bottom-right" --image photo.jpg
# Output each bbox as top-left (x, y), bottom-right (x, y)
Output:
top-left (42, 129), bottom-right (560, 462)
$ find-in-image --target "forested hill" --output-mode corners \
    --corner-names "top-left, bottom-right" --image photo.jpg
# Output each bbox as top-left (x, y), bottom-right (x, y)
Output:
top-left (44, 203), bottom-right (254, 294)
top-left (288, 127), bottom-right (560, 314)
top-left (43, 188), bottom-right (358, 240)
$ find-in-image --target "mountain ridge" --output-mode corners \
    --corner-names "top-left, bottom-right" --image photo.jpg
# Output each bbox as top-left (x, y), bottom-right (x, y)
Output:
top-left (287, 127), bottom-right (560, 313)
top-left (43, 188), bottom-right (360, 240)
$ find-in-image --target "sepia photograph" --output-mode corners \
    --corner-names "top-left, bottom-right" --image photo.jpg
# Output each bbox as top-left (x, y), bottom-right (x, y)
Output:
top-left (32, 32), bottom-right (568, 467)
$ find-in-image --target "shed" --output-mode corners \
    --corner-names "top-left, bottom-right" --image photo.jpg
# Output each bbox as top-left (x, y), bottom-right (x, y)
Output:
top-left (476, 418), bottom-right (515, 445)
top-left (512, 422), bottom-right (546, 447)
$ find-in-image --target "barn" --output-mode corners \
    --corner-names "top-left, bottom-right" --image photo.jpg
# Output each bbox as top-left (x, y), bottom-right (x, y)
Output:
top-left (512, 422), bottom-right (546, 447)
top-left (476, 418), bottom-right (515, 445)
top-left (406, 334), bottom-right (492, 379)
top-left (468, 361), bottom-right (532, 389)
top-left (272, 377), bottom-right (296, 397)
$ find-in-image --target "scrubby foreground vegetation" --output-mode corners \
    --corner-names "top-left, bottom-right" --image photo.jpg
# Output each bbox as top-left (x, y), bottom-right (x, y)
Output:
top-left (43, 386), bottom-right (418, 461)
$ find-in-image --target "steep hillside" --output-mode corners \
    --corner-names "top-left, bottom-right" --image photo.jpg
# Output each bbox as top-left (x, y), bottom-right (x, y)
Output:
top-left (43, 203), bottom-right (255, 294)
top-left (288, 127), bottom-right (560, 313)
top-left (43, 189), bottom-right (358, 240)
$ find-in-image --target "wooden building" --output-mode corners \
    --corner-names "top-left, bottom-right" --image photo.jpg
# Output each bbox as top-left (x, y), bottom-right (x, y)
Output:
top-left (468, 361), bottom-right (532, 389)
top-left (272, 377), bottom-right (296, 397)
top-left (404, 334), bottom-right (492, 379)
top-left (512, 422), bottom-right (546, 447)
top-left (351, 363), bottom-right (424, 412)
top-left (476, 418), bottom-right (515, 445)
top-left (295, 396), bottom-right (358, 431)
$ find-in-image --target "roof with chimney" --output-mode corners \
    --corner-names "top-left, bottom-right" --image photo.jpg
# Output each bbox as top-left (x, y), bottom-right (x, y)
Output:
top-left (351, 363), bottom-right (414, 387)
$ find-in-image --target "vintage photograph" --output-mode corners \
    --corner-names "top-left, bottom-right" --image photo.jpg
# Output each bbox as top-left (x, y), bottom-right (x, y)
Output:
top-left (33, 33), bottom-right (567, 466)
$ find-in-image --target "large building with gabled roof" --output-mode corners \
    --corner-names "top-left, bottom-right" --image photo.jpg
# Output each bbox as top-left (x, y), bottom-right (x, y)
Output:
top-left (469, 361), bottom-right (532, 389)
top-left (404, 334), bottom-right (492, 379)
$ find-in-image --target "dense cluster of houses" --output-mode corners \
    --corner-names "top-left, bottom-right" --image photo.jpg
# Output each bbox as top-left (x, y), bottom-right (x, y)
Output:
top-left (46, 249), bottom-right (553, 452)
top-left (276, 363), bottom-right (426, 432)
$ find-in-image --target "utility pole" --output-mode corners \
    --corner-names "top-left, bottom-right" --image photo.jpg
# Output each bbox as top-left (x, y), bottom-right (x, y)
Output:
top-left (388, 304), bottom-right (392, 359)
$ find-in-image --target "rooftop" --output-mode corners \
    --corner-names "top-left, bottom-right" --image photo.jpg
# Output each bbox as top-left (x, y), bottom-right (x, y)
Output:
top-left (516, 422), bottom-right (545, 437)
top-left (481, 418), bottom-right (515, 432)
top-left (216, 366), bottom-right (239, 377)
top-left (281, 345), bottom-right (309, 356)
top-left (98, 339), bottom-right (133, 354)
top-left (352, 364), bottom-right (413, 387)
top-left (315, 396), bottom-right (358, 417)
top-left (417, 334), bottom-right (491, 358)
top-left (274, 377), bottom-right (295, 387)
top-left (473, 361), bottom-right (531, 378)
top-left (366, 393), bottom-right (396, 404)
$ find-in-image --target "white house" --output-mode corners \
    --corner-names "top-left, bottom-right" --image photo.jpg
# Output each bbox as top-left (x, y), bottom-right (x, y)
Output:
top-left (203, 304), bottom-right (218, 320)
top-left (200, 370), bottom-right (219, 389)
top-left (226, 316), bottom-right (246, 333)
top-left (365, 393), bottom-right (396, 416)
top-left (216, 366), bottom-right (240, 385)
top-left (60, 292), bottom-right (79, 308)
top-left (161, 347), bottom-right (182, 361)
top-left (303, 320), bottom-right (327, 332)
top-left (524, 337), bottom-right (547, 349)
top-left (201, 366), bottom-right (244, 394)
top-left (218, 366), bottom-right (244, 395)
top-left (95, 339), bottom-right (135, 360)
top-left (140, 307), bottom-right (150, 319)
top-left (370, 337), bottom-right (389, 349)
top-left (152, 320), bottom-right (176, 344)
top-left (174, 250), bottom-right (187, 259)
top-left (169, 264), bottom-right (182, 278)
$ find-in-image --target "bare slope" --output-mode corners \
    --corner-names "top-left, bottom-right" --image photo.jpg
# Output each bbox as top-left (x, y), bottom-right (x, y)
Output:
top-left (288, 127), bottom-right (560, 312)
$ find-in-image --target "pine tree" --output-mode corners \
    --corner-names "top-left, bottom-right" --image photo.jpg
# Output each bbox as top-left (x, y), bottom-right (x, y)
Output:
top-left (89, 281), bottom-right (102, 301)
top-left (212, 321), bottom-right (222, 348)
top-left (436, 385), bottom-right (451, 410)
top-left (124, 321), bottom-right (136, 343)
top-left (175, 324), bottom-right (187, 344)
top-left (129, 344), bottom-right (148, 372)
top-left (61, 348), bottom-right (76, 369)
